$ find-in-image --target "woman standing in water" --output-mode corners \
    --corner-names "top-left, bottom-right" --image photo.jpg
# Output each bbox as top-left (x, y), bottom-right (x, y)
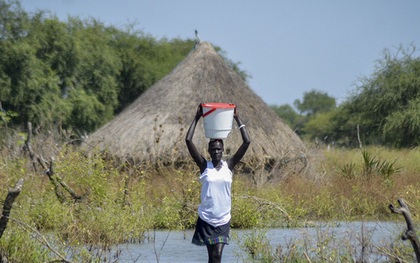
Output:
top-left (186, 104), bottom-right (250, 263)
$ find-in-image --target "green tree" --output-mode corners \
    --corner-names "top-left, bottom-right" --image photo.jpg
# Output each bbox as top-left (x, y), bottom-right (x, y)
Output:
top-left (270, 104), bottom-right (303, 130)
top-left (68, 89), bottom-right (106, 132)
top-left (108, 27), bottom-right (194, 113)
top-left (0, 0), bottom-right (32, 125)
top-left (288, 90), bottom-right (337, 138)
top-left (293, 90), bottom-right (336, 116)
top-left (0, 0), bottom-right (29, 40)
top-left (0, 40), bottom-right (60, 126)
top-left (70, 19), bottom-right (121, 130)
top-left (0, 1), bottom-right (248, 136)
top-left (302, 110), bottom-right (337, 144)
top-left (340, 45), bottom-right (420, 147)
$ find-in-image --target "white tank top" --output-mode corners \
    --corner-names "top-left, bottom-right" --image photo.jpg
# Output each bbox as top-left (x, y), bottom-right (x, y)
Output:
top-left (198, 160), bottom-right (232, 227)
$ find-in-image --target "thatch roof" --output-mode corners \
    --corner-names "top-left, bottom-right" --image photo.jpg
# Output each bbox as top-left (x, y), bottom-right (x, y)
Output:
top-left (84, 42), bottom-right (307, 175)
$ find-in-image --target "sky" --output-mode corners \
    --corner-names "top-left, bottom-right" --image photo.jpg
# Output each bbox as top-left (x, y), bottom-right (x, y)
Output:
top-left (19, 0), bottom-right (420, 106)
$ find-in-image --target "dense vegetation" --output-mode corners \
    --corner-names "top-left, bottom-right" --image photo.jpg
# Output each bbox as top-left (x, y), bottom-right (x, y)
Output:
top-left (0, 0), bottom-right (196, 134)
top-left (271, 45), bottom-right (420, 148)
top-left (0, 0), bottom-right (247, 139)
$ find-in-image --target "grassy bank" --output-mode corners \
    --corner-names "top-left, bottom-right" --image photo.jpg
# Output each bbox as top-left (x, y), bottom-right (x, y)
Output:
top-left (1, 142), bottom-right (419, 261)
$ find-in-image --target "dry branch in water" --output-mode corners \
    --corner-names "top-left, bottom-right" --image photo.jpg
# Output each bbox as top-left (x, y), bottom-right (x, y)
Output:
top-left (0, 178), bottom-right (24, 239)
top-left (389, 198), bottom-right (420, 262)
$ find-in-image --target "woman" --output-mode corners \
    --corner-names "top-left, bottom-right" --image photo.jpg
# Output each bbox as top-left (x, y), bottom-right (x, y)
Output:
top-left (185, 104), bottom-right (250, 263)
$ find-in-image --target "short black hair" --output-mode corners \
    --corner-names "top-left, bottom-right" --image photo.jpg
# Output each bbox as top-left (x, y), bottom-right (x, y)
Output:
top-left (208, 139), bottom-right (224, 148)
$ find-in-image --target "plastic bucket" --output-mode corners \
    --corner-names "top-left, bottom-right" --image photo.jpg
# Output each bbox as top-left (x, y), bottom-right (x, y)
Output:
top-left (201, 102), bottom-right (236, 139)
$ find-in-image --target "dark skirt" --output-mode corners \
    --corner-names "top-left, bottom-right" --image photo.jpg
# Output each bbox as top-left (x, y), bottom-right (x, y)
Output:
top-left (192, 217), bottom-right (230, 246)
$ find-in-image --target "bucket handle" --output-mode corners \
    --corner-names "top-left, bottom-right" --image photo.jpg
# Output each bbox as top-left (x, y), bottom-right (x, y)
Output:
top-left (202, 108), bottom-right (216, 118)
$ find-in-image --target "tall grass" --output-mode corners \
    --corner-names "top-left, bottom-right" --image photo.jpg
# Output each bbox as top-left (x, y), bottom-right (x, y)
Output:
top-left (1, 134), bottom-right (420, 261)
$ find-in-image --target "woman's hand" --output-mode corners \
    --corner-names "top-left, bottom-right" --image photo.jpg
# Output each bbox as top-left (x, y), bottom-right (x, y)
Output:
top-left (195, 104), bottom-right (203, 119)
top-left (233, 106), bottom-right (239, 120)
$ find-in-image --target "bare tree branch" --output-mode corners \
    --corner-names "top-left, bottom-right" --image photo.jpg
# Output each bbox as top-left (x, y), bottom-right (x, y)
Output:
top-left (389, 198), bottom-right (420, 262)
top-left (0, 178), bottom-right (24, 239)
top-left (24, 122), bottom-right (82, 203)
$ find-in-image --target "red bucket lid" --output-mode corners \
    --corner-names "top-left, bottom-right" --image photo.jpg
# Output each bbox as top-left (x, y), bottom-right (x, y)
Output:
top-left (201, 102), bottom-right (236, 109)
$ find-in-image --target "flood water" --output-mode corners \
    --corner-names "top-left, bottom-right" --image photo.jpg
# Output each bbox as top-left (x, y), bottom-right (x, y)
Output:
top-left (110, 221), bottom-right (404, 263)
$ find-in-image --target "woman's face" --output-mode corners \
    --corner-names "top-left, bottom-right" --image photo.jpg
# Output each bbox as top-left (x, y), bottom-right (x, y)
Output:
top-left (208, 140), bottom-right (224, 162)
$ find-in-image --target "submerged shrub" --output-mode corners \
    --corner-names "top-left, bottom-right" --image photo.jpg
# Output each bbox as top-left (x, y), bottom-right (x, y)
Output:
top-left (0, 225), bottom-right (53, 262)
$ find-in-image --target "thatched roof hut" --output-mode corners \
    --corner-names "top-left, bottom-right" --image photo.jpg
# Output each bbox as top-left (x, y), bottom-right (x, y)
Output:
top-left (85, 42), bottom-right (307, 180)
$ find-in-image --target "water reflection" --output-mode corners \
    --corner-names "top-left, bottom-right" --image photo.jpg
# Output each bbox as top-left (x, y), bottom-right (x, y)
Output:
top-left (111, 221), bottom-right (404, 263)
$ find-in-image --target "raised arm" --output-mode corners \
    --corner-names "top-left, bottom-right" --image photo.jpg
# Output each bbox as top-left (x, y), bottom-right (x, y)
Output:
top-left (227, 111), bottom-right (251, 170)
top-left (185, 105), bottom-right (207, 172)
